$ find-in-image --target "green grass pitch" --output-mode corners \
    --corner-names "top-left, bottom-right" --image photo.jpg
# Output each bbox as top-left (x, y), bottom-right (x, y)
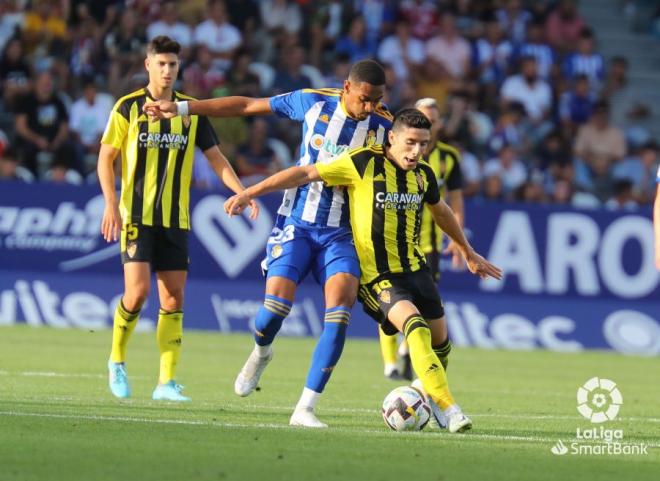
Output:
top-left (1, 325), bottom-right (658, 481)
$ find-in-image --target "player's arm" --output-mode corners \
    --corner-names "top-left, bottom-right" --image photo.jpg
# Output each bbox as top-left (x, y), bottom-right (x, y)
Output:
top-left (202, 145), bottom-right (259, 220)
top-left (654, 183), bottom-right (660, 270)
top-left (97, 143), bottom-right (122, 242)
top-left (427, 199), bottom-right (501, 280)
top-left (143, 96), bottom-right (272, 120)
top-left (224, 165), bottom-right (322, 217)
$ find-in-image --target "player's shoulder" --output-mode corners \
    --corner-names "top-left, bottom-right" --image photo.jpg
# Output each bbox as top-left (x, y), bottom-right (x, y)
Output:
top-left (435, 141), bottom-right (461, 160)
top-left (349, 143), bottom-right (383, 162)
top-left (301, 87), bottom-right (342, 99)
top-left (174, 91), bottom-right (198, 102)
top-left (112, 88), bottom-right (147, 120)
top-left (372, 102), bottom-right (393, 123)
top-left (417, 159), bottom-right (436, 178)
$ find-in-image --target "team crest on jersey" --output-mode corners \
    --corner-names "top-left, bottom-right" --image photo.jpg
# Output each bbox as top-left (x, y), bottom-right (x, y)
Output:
top-left (416, 172), bottom-right (424, 191)
top-left (126, 242), bottom-right (137, 259)
top-left (182, 115), bottom-right (191, 128)
top-left (271, 244), bottom-right (283, 259)
top-left (365, 129), bottom-right (377, 146)
top-left (379, 290), bottom-right (391, 304)
top-left (319, 114), bottom-right (330, 123)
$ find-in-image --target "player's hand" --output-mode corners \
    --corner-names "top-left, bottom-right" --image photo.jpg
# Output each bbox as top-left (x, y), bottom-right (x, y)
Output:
top-left (443, 240), bottom-right (466, 270)
top-left (248, 199), bottom-right (259, 220)
top-left (143, 100), bottom-right (178, 120)
top-left (224, 192), bottom-right (251, 217)
top-left (463, 248), bottom-right (502, 280)
top-left (101, 202), bottom-right (122, 242)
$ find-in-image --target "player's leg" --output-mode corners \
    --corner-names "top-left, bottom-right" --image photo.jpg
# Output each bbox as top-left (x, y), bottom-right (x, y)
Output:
top-left (379, 326), bottom-right (401, 379)
top-left (150, 226), bottom-right (191, 401)
top-left (387, 302), bottom-right (471, 433)
top-left (429, 317), bottom-right (451, 370)
top-left (234, 225), bottom-right (311, 396)
top-left (290, 230), bottom-right (359, 428)
top-left (108, 223), bottom-right (152, 398)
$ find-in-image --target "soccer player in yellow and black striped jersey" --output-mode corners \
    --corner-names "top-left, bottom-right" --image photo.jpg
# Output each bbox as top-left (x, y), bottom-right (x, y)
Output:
top-left (379, 97), bottom-right (465, 381)
top-left (223, 109), bottom-right (502, 433)
top-left (98, 36), bottom-right (257, 402)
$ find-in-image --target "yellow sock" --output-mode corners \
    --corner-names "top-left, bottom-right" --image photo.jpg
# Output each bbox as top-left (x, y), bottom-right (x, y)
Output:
top-left (110, 300), bottom-right (140, 363)
top-left (404, 315), bottom-right (455, 409)
top-left (379, 326), bottom-right (399, 366)
top-left (157, 309), bottom-right (183, 384)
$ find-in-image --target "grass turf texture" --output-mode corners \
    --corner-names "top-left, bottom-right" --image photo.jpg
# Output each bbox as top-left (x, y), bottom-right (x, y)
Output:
top-left (1, 325), bottom-right (658, 481)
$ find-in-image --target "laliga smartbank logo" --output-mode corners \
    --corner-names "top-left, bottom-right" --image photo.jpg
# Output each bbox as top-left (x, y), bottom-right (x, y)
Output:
top-left (550, 377), bottom-right (649, 457)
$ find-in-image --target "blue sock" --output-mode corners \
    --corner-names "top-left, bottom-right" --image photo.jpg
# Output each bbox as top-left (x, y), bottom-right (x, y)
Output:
top-left (253, 295), bottom-right (292, 346)
top-left (304, 306), bottom-right (351, 393)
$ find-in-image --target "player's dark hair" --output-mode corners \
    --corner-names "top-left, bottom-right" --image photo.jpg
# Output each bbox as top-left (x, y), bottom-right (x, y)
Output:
top-left (392, 108), bottom-right (432, 131)
top-left (147, 36), bottom-right (181, 56)
top-left (348, 60), bottom-right (386, 86)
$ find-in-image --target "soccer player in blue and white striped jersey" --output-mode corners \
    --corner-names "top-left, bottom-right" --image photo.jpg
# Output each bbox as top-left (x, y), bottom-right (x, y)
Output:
top-left (144, 60), bottom-right (393, 427)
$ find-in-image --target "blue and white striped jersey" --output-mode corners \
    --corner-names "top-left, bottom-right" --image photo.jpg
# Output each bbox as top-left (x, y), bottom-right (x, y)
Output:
top-left (269, 88), bottom-right (393, 227)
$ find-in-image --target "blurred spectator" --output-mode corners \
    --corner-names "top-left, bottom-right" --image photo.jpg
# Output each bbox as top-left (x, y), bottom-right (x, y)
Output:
top-left (483, 144), bottom-right (527, 195)
top-left (574, 100), bottom-right (626, 167)
top-left (551, 178), bottom-right (575, 205)
top-left (414, 59), bottom-right (452, 111)
top-left (515, 178), bottom-right (546, 204)
top-left (398, 0), bottom-right (439, 41)
top-left (604, 56), bottom-right (651, 140)
top-left (43, 158), bottom-right (84, 185)
top-left (69, 77), bottom-right (114, 173)
top-left (271, 45), bottom-right (312, 95)
top-left (0, 145), bottom-right (34, 182)
top-left (0, 37), bottom-right (32, 112)
top-left (335, 16), bottom-right (378, 65)
top-left (225, 49), bottom-right (261, 97)
top-left (426, 12), bottom-right (471, 80)
top-left (182, 44), bottom-right (225, 98)
top-left (105, 8), bottom-right (147, 96)
top-left (481, 173), bottom-right (505, 202)
top-left (259, 0), bottom-right (302, 36)
top-left (458, 145), bottom-right (482, 198)
top-left (473, 16), bottom-right (513, 86)
top-left (377, 18), bottom-right (425, 81)
top-left (324, 54), bottom-right (351, 89)
top-left (69, 5), bottom-right (102, 79)
top-left (443, 90), bottom-right (483, 154)
top-left (500, 56), bottom-right (552, 125)
top-left (575, 152), bottom-right (614, 202)
top-left (495, 0), bottom-right (532, 45)
top-left (0, 0), bottom-right (24, 54)
top-left (561, 27), bottom-right (605, 90)
top-left (559, 74), bottom-right (597, 133)
top-left (514, 19), bottom-right (557, 80)
top-left (23, 0), bottom-right (69, 58)
top-left (545, 0), bottom-right (586, 53)
top-left (488, 102), bottom-right (530, 158)
top-left (612, 141), bottom-right (659, 203)
top-left (604, 179), bottom-right (637, 211)
top-left (194, 0), bottom-right (242, 71)
top-left (308, 0), bottom-right (346, 67)
top-left (354, 0), bottom-right (397, 44)
top-left (14, 71), bottom-right (75, 177)
top-left (235, 118), bottom-right (282, 185)
top-left (147, 0), bottom-right (193, 59)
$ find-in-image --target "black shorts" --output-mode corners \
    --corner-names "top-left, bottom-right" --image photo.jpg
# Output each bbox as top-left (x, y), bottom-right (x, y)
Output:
top-left (425, 251), bottom-right (441, 282)
top-left (120, 223), bottom-right (189, 271)
top-left (358, 268), bottom-right (444, 335)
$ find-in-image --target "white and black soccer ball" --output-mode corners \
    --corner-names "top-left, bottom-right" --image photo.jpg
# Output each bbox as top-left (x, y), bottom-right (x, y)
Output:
top-left (382, 386), bottom-right (431, 431)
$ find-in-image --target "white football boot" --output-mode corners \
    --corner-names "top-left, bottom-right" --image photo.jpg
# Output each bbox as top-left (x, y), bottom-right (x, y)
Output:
top-left (234, 349), bottom-right (273, 396)
top-left (289, 407), bottom-right (328, 428)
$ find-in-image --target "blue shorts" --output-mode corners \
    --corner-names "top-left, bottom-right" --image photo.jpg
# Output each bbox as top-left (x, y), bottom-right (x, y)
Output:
top-left (262, 216), bottom-right (360, 285)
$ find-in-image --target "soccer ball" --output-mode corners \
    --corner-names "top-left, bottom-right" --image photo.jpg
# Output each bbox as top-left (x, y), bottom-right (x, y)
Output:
top-left (381, 385), bottom-right (431, 431)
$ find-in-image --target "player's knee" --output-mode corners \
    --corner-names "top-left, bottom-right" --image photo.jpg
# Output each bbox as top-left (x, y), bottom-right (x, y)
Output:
top-left (160, 289), bottom-right (184, 311)
top-left (123, 286), bottom-right (149, 311)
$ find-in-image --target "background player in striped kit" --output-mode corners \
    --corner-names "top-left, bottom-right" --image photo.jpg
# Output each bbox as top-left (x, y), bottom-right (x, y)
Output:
top-left (99, 36), bottom-right (257, 402)
top-left (144, 60), bottom-right (392, 427)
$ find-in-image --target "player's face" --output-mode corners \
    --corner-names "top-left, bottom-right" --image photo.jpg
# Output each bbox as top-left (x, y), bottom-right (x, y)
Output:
top-left (343, 80), bottom-right (385, 120)
top-left (387, 127), bottom-right (430, 170)
top-left (145, 53), bottom-right (179, 89)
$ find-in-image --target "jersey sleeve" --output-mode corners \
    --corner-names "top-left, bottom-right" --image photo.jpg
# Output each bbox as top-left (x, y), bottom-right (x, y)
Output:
top-left (316, 152), bottom-right (361, 187)
top-left (446, 154), bottom-right (464, 191)
top-left (269, 90), bottom-right (309, 121)
top-left (195, 115), bottom-right (220, 151)
top-left (422, 164), bottom-right (441, 204)
top-left (101, 101), bottom-right (129, 149)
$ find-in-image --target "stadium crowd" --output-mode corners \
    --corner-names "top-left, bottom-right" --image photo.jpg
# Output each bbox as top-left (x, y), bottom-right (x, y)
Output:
top-left (0, 0), bottom-right (658, 209)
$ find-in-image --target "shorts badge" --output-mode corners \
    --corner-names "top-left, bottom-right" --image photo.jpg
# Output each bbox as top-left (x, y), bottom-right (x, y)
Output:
top-left (271, 244), bottom-right (283, 259)
top-left (182, 115), bottom-right (191, 128)
top-left (379, 289), bottom-right (391, 304)
top-left (126, 242), bottom-right (137, 259)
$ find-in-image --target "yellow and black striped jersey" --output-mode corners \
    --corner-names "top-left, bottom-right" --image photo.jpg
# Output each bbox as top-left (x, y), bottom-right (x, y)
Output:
top-left (419, 141), bottom-right (463, 254)
top-left (101, 88), bottom-right (219, 230)
top-left (316, 144), bottom-right (440, 284)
